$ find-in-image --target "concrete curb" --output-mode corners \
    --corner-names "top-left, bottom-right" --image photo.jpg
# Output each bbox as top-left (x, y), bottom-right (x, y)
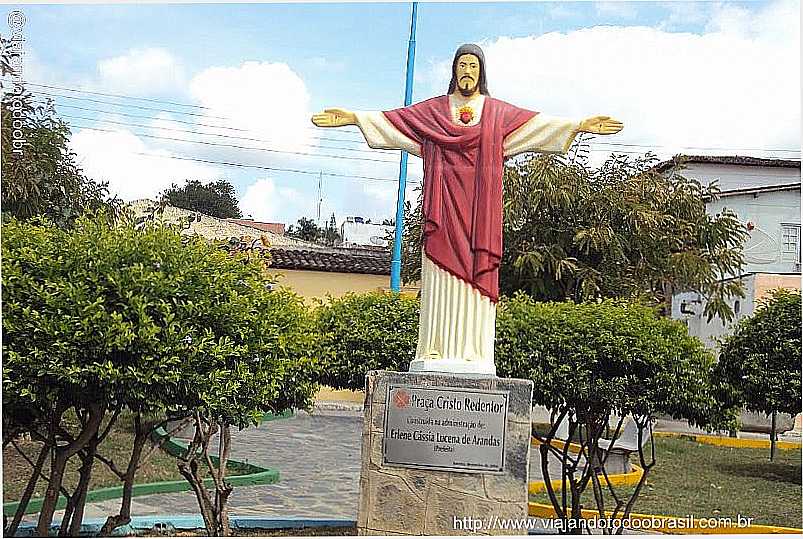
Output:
top-left (528, 464), bottom-right (644, 495)
top-left (527, 503), bottom-right (803, 534)
top-left (12, 515), bottom-right (357, 537)
top-left (313, 401), bottom-right (364, 414)
top-left (654, 431), bottom-right (802, 450)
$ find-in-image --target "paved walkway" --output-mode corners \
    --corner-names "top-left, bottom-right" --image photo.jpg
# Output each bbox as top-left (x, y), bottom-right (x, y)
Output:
top-left (59, 404), bottom-right (801, 523)
top-left (78, 410), bottom-right (363, 521)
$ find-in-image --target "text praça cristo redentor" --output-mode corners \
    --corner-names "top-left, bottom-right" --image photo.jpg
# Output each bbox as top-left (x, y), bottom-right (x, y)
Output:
top-left (407, 393), bottom-right (505, 414)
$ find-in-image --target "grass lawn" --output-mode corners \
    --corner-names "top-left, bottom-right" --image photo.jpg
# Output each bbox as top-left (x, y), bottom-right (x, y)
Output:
top-left (3, 415), bottom-right (184, 505)
top-left (530, 436), bottom-right (802, 528)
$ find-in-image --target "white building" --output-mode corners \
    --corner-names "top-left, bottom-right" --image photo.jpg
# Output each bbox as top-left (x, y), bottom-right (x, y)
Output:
top-left (665, 156), bottom-right (801, 349)
top-left (340, 216), bottom-right (394, 248)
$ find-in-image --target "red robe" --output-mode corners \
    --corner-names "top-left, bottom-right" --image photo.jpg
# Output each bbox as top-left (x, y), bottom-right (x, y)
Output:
top-left (384, 95), bottom-right (537, 303)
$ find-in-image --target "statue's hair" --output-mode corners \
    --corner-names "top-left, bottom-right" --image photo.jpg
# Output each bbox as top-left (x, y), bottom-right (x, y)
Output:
top-left (447, 43), bottom-right (490, 96)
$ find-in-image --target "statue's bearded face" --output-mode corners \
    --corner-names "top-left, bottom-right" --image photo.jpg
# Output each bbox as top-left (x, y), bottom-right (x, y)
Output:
top-left (455, 53), bottom-right (481, 97)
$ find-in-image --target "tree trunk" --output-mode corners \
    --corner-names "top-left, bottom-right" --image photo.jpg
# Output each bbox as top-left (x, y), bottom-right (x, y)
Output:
top-left (216, 423), bottom-right (233, 537)
top-left (178, 460), bottom-right (217, 535)
top-left (36, 450), bottom-right (68, 536)
top-left (770, 411), bottom-right (777, 462)
top-left (178, 415), bottom-right (218, 535)
top-left (99, 424), bottom-right (148, 535)
top-left (66, 440), bottom-right (98, 537)
top-left (6, 444), bottom-right (48, 537)
top-left (58, 491), bottom-right (76, 538)
top-left (36, 403), bottom-right (104, 536)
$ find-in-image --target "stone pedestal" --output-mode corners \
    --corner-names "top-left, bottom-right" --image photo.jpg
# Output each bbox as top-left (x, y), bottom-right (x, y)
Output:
top-left (357, 370), bottom-right (533, 535)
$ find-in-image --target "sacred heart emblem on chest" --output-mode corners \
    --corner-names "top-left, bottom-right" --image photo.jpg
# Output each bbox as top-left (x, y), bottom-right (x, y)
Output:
top-left (458, 105), bottom-right (474, 125)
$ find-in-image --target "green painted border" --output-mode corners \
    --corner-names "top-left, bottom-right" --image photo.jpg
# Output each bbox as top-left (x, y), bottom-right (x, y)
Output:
top-left (3, 411), bottom-right (292, 517)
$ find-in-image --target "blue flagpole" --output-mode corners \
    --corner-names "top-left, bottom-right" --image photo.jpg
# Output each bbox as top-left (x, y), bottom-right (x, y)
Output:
top-left (390, 2), bottom-right (418, 292)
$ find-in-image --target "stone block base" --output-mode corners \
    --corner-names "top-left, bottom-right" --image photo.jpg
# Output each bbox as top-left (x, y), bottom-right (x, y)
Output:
top-left (357, 370), bottom-right (533, 535)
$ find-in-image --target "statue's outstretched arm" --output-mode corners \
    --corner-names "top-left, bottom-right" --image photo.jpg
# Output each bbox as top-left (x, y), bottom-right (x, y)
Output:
top-left (311, 108), bottom-right (357, 128)
top-left (578, 115), bottom-right (623, 135)
top-left (312, 108), bottom-right (421, 157)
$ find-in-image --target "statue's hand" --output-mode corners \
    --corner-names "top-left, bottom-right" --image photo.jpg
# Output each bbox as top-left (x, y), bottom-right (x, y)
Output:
top-left (578, 116), bottom-right (623, 135)
top-left (311, 108), bottom-right (357, 127)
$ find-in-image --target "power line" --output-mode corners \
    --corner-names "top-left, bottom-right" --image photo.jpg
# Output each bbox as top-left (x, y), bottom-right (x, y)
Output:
top-left (35, 101), bottom-right (257, 134)
top-left (31, 96), bottom-right (372, 145)
top-left (35, 89), bottom-right (367, 141)
top-left (69, 122), bottom-right (399, 164)
top-left (59, 113), bottom-right (400, 157)
top-left (590, 141), bottom-right (801, 154)
top-left (65, 113), bottom-right (795, 166)
top-left (132, 151), bottom-right (421, 185)
top-left (29, 93), bottom-right (369, 143)
top-left (32, 88), bottom-right (229, 121)
top-left (58, 111), bottom-right (797, 162)
top-left (4, 78), bottom-right (213, 110)
top-left (11, 78), bottom-right (371, 143)
top-left (17, 81), bottom-right (799, 155)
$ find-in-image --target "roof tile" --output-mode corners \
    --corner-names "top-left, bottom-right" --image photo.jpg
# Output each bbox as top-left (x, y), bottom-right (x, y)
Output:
top-left (268, 247), bottom-right (391, 275)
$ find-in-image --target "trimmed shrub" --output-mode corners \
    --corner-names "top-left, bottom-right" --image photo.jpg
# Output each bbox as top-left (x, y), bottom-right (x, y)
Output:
top-left (315, 292), bottom-right (419, 391)
top-left (495, 292), bottom-right (728, 426)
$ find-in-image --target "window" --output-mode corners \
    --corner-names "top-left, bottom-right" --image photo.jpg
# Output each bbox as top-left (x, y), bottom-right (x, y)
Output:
top-left (782, 224), bottom-right (801, 262)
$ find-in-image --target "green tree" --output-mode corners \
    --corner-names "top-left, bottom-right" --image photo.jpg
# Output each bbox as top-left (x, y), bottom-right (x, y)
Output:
top-left (323, 212), bottom-right (341, 246)
top-left (0, 38), bottom-right (120, 228)
top-left (162, 179), bottom-right (243, 219)
top-left (715, 289), bottom-right (802, 460)
top-left (496, 294), bottom-right (733, 533)
top-left (401, 151), bottom-right (747, 323)
top-left (399, 188), bottom-right (424, 284)
top-left (286, 216), bottom-right (324, 243)
top-left (2, 213), bottom-right (318, 536)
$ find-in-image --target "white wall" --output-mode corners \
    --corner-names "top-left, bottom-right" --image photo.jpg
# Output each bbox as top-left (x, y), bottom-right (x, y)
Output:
top-left (340, 221), bottom-right (394, 248)
top-left (672, 275), bottom-right (757, 350)
top-left (709, 188), bottom-right (801, 275)
top-left (679, 163), bottom-right (800, 191)
top-left (669, 163), bottom-right (801, 350)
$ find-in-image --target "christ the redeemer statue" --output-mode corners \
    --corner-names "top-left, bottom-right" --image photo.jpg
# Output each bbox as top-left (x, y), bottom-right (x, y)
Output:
top-left (312, 43), bottom-right (623, 376)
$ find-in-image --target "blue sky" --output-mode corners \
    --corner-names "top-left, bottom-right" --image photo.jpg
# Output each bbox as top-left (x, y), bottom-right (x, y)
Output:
top-left (3, 1), bottom-right (800, 227)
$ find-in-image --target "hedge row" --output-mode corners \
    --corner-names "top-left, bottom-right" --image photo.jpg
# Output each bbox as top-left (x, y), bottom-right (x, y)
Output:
top-left (313, 291), bottom-right (731, 429)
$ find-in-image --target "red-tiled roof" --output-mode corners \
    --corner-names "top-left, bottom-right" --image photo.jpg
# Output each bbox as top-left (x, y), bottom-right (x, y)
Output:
top-left (268, 247), bottom-right (391, 275)
top-left (226, 219), bottom-right (285, 235)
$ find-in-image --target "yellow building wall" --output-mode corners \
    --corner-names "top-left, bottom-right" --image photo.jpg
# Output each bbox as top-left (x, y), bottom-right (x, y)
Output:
top-left (267, 269), bottom-right (391, 302)
top-left (754, 274), bottom-right (801, 301)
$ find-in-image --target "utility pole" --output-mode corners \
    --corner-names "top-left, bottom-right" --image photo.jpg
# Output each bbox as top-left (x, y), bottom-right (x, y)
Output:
top-left (317, 170), bottom-right (323, 229)
top-left (390, 1), bottom-right (418, 292)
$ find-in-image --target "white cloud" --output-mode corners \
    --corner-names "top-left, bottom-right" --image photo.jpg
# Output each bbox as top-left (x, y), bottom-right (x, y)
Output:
top-left (70, 127), bottom-right (220, 201)
top-left (705, 0), bottom-right (798, 43)
top-left (189, 61), bottom-right (313, 153)
top-left (239, 177), bottom-right (312, 224)
top-left (96, 48), bottom-right (186, 95)
top-left (424, 0), bottom-right (799, 162)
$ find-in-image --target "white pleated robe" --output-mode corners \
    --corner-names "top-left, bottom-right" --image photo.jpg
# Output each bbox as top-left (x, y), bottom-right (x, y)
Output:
top-left (354, 94), bottom-right (579, 375)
